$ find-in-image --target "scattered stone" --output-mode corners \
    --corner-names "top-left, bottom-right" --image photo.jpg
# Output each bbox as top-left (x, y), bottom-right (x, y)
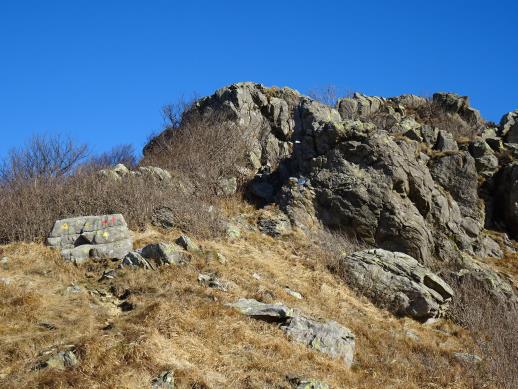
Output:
top-left (252, 273), bottom-right (262, 280)
top-left (258, 211), bottom-right (292, 237)
top-left (152, 370), bottom-right (175, 389)
top-left (140, 243), bottom-right (191, 266)
top-left (288, 376), bottom-right (330, 389)
top-left (65, 284), bottom-right (82, 294)
top-left (198, 273), bottom-right (231, 291)
top-left (404, 329), bottom-right (420, 342)
top-left (36, 348), bottom-right (79, 371)
top-left (453, 352), bottom-right (482, 364)
top-left (121, 251), bottom-right (154, 269)
top-left (228, 298), bottom-right (294, 322)
top-left (339, 249), bottom-right (454, 321)
top-left (216, 177), bottom-right (238, 196)
top-left (99, 269), bottom-right (117, 281)
top-left (47, 214), bottom-right (133, 263)
top-left (118, 301), bottom-right (135, 312)
top-left (285, 287), bottom-right (303, 300)
top-left (282, 316), bottom-right (356, 367)
top-left (1, 256), bottom-right (8, 270)
top-left (175, 235), bottom-right (200, 253)
top-left (226, 224), bottom-right (241, 240)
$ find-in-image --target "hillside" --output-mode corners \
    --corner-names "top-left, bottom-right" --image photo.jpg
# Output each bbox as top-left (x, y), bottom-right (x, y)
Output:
top-left (1, 83), bottom-right (517, 388)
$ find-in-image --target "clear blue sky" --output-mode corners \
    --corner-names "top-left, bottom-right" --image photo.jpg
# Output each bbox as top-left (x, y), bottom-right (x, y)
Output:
top-left (1, 0), bottom-right (517, 159)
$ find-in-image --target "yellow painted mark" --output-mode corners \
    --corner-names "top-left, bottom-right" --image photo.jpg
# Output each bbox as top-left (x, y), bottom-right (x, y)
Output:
top-left (62, 223), bottom-right (69, 230)
top-left (102, 231), bottom-right (109, 239)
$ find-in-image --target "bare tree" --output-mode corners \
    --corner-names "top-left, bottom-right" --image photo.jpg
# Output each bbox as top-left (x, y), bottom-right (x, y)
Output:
top-left (308, 84), bottom-right (339, 106)
top-left (0, 133), bottom-right (89, 184)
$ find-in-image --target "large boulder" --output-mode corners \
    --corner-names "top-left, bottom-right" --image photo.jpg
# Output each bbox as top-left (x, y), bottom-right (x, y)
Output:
top-left (281, 316), bottom-right (355, 368)
top-left (338, 249), bottom-right (454, 321)
top-left (47, 214), bottom-right (132, 263)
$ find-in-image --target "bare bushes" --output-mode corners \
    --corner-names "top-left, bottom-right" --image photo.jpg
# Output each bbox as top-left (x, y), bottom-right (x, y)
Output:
top-left (142, 109), bottom-right (252, 197)
top-left (446, 277), bottom-right (518, 389)
top-left (0, 133), bottom-right (88, 184)
top-left (0, 173), bottom-right (224, 244)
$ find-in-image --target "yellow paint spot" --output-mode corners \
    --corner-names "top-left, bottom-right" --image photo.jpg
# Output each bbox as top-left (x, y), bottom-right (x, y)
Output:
top-left (102, 231), bottom-right (109, 239)
top-left (62, 223), bottom-right (69, 230)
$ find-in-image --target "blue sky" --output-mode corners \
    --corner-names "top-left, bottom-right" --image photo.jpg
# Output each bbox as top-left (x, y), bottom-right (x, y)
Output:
top-left (1, 0), bottom-right (517, 159)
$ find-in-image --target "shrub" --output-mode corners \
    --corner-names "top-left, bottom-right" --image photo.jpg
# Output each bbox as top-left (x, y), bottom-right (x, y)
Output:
top-left (0, 133), bottom-right (88, 184)
top-left (446, 277), bottom-right (518, 389)
top-left (142, 108), bottom-right (252, 197)
top-left (0, 172), bottom-right (224, 244)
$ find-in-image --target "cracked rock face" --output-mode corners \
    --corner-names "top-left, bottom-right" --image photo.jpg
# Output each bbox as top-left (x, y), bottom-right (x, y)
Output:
top-left (339, 249), bottom-right (454, 321)
top-left (47, 214), bottom-right (132, 263)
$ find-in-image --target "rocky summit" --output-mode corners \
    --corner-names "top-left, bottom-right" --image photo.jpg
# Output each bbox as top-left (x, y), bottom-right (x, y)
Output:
top-left (1, 82), bottom-right (517, 388)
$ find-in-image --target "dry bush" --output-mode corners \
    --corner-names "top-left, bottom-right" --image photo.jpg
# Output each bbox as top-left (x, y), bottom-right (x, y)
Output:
top-left (142, 109), bottom-right (252, 197)
top-left (0, 133), bottom-right (88, 184)
top-left (81, 144), bottom-right (137, 172)
top-left (413, 99), bottom-right (479, 141)
top-left (446, 277), bottom-right (518, 389)
top-left (0, 172), bottom-right (224, 244)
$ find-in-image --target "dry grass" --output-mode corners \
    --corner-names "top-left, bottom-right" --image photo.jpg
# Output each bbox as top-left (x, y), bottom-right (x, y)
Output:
top-left (0, 200), bottom-right (487, 388)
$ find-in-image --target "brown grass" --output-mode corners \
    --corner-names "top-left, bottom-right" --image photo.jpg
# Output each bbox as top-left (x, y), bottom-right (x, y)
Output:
top-left (0, 201), bottom-right (486, 388)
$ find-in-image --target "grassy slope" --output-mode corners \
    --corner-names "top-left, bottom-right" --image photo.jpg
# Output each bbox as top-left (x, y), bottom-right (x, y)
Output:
top-left (0, 202), bottom-right (489, 389)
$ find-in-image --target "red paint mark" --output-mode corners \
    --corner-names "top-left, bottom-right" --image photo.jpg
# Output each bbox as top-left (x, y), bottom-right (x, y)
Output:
top-left (101, 219), bottom-right (108, 226)
top-left (111, 215), bottom-right (116, 225)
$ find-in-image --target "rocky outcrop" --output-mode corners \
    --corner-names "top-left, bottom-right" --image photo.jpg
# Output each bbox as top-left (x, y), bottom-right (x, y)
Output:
top-left (338, 249), bottom-right (454, 321)
top-left (47, 214), bottom-right (132, 263)
top-left (145, 82), bottom-right (517, 305)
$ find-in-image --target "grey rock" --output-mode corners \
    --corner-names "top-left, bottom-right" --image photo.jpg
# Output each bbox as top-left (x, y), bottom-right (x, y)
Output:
top-left (468, 138), bottom-right (499, 177)
top-left (37, 349), bottom-right (79, 370)
top-left (434, 130), bottom-right (459, 151)
top-left (290, 378), bottom-right (330, 389)
top-left (140, 243), bottom-right (191, 266)
top-left (285, 287), bottom-right (303, 300)
top-left (500, 109), bottom-right (518, 142)
top-left (453, 352), bottom-right (482, 364)
top-left (216, 176), bottom-right (238, 196)
top-left (198, 273), bottom-right (230, 291)
top-left (282, 316), bottom-right (356, 368)
top-left (135, 166), bottom-right (172, 181)
top-left (337, 93), bottom-right (385, 119)
top-left (228, 298), bottom-right (294, 322)
top-left (478, 236), bottom-right (503, 259)
top-left (152, 370), bottom-right (175, 389)
top-left (225, 224), bottom-right (241, 240)
top-left (432, 93), bottom-right (482, 125)
top-left (257, 211), bottom-right (292, 237)
top-left (420, 125), bottom-right (439, 146)
top-left (175, 235), bottom-right (200, 252)
top-left (47, 214), bottom-right (133, 263)
top-left (429, 152), bottom-right (482, 224)
top-left (121, 251), bottom-right (154, 270)
top-left (339, 249), bottom-right (454, 321)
